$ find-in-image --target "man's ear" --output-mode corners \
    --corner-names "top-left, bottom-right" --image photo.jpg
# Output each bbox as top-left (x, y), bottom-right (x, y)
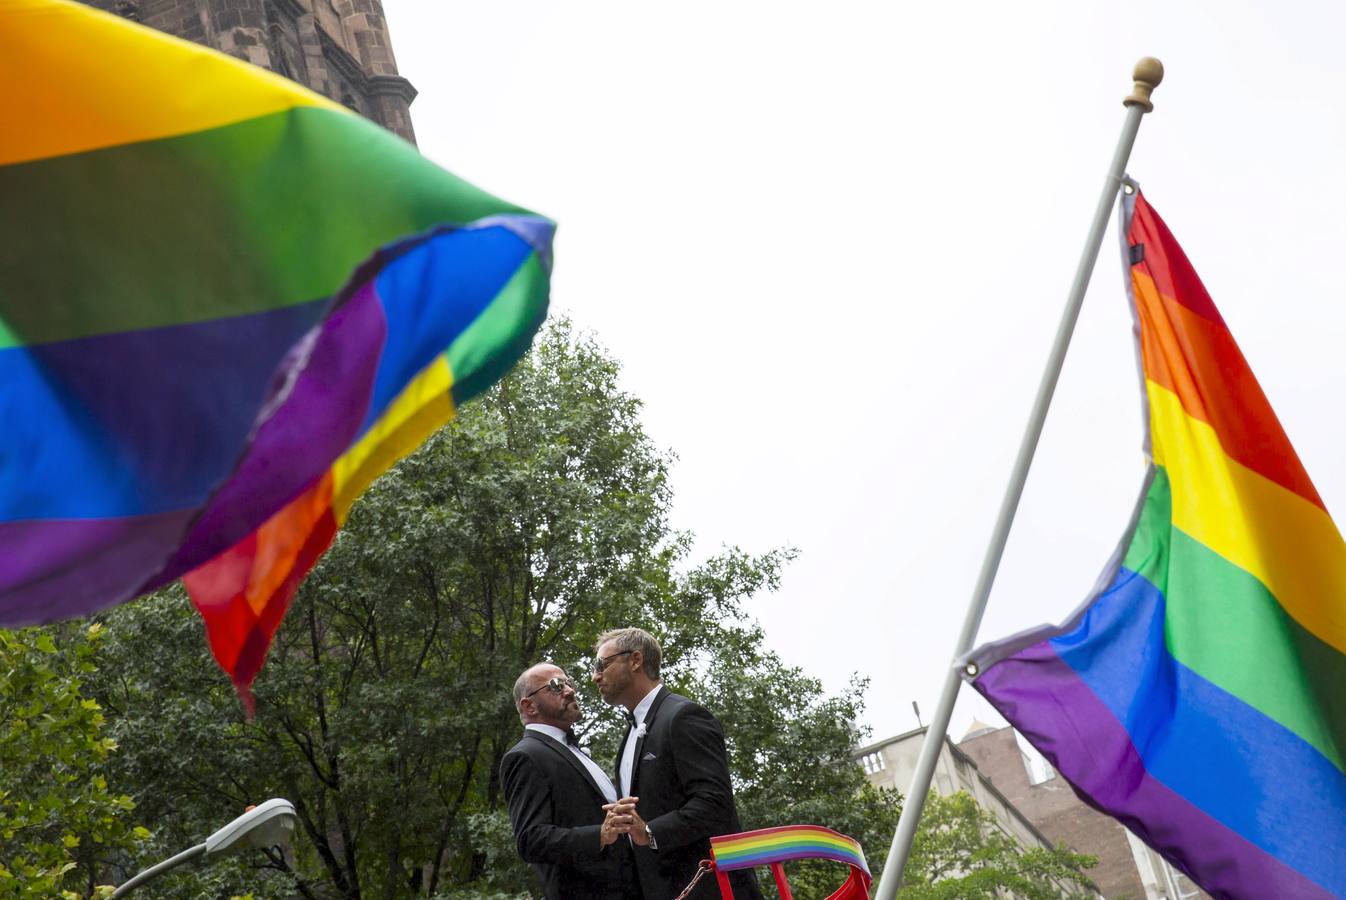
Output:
top-left (629, 650), bottom-right (643, 674)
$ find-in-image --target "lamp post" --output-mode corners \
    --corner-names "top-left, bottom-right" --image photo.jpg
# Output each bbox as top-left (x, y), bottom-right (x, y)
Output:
top-left (110, 798), bottom-right (298, 897)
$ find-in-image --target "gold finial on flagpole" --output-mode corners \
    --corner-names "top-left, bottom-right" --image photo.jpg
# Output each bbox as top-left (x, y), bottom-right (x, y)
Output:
top-left (1125, 57), bottom-right (1164, 112)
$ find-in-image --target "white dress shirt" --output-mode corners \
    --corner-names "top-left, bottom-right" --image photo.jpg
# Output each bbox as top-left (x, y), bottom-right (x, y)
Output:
top-left (526, 723), bottom-right (618, 803)
top-left (619, 683), bottom-right (663, 797)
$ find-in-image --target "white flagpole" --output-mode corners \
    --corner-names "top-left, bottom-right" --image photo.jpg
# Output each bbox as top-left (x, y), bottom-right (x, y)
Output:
top-left (872, 57), bottom-right (1163, 899)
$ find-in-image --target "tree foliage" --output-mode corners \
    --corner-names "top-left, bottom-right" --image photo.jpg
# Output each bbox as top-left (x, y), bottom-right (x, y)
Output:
top-left (678, 625), bottom-right (901, 898)
top-left (0, 623), bottom-right (147, 898)
top-left (897, 791), bottom-right (1097, 900)
top-left (87, 321), bottom-right (889, 898)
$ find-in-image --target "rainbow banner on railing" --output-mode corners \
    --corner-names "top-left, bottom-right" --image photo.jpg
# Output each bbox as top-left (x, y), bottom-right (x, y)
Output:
top-left (1, 0), bottom-right (550, 702)
top-left (966, 188), bottom-right (1346, 897)
top-left (711, 825), bottom-right (870, 875)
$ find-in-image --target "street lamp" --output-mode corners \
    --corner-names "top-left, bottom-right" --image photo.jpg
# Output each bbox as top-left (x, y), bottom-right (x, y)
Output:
top-left (110, 798), bottom-right (298, 897)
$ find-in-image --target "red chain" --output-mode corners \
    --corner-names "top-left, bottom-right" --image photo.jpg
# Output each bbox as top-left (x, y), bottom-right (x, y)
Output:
top-left (671, 859), bottom-right (714, 900)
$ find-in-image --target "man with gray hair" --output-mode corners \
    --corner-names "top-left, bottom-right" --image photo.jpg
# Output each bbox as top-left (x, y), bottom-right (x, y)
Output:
top-left (592, 628), bottom-right (761, 900)
top-left (500, 662), bottom-right (641, 899)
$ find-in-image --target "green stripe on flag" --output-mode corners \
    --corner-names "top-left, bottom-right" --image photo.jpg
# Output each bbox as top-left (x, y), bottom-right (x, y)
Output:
top-left (447, 252), bottom-right (550, 405)
top-left (1125, 466), bottom-right (1346, 773)
top-left (0, 106), bottom-right (526, 348)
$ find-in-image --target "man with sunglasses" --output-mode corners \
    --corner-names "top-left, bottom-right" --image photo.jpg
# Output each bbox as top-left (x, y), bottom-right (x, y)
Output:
top-left (501, 663), bottom-right (641, 899)
top-left (592, 628), bottom-right (761, 900)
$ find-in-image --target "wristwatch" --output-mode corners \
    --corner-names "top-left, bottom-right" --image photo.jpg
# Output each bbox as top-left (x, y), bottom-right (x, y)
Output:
top-left (644, 823), bottom-right (658, 850)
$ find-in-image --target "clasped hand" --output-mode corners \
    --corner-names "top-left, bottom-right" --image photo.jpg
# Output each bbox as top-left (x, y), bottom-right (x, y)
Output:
top-left (599, 796), bottom-right (650, 847)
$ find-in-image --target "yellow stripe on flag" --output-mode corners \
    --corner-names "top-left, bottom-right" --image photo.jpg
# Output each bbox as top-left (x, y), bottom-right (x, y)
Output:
top-left (2, 0), bottom-right (343, 166)
top-left (1148, 380), bottom-right (1346, 654)
top-left (331, 356), bottom-right (457, 521)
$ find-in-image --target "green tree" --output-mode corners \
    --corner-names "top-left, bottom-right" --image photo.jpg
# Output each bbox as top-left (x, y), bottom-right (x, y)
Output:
top-left (897, 791), bottom-right (1097, 900)
top-left (87, 320), bottom-right (889, 898)
top-left (0, 623), bottom-right (148, 898)
top-left (679, 621), bottom-right (901, 896)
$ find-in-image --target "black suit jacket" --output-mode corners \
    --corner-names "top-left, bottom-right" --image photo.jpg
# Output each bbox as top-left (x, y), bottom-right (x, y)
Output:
top-left (501, 729), bottom-right (636, 900)
top-left (617, 689), bottom-right (762, 900)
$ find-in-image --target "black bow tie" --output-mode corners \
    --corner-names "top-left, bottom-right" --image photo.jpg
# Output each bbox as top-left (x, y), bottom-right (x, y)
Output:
top-left (622, 710), bottom-right (637, 728)
top-left (565, 727), bottom-right (582, 748)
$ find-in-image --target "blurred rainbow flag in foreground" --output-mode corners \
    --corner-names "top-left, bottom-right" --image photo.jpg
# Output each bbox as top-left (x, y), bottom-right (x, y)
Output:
top-left (966, 189), bottom-right (1346, 897)
top-left (1, 0), bottom-right (551, 704)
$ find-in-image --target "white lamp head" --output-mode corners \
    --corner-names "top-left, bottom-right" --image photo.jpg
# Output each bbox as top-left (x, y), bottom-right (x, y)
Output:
top-left (204, 798), bottom-right (298, 859)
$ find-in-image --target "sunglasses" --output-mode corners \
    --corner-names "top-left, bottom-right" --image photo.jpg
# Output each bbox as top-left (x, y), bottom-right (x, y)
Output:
top-left (591, 649), bottom-right (634, 674)
top-left (524, 676), bottom-right (577, 699)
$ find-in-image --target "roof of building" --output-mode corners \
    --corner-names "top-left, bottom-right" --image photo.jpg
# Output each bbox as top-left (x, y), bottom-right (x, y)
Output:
top-left (961, 719), bottom-right (1000, 741)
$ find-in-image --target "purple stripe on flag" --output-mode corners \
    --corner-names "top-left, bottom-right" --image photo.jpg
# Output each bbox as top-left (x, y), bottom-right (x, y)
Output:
top-left (716, 848), bottom-right (865, 872)
top-left (149, 281), bottom-right (387, 586)
top-left (0, 511), bottom-right (195, 624)
top-left (974, 641), bottom-right (1334, 900)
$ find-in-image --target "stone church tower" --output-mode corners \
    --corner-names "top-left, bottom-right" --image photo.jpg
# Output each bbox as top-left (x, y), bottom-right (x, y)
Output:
top-left (83, 0), bottom-right (418, 144)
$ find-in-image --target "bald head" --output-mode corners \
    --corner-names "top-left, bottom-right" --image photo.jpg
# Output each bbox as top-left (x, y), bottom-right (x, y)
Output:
top-left (513, 663), bottom-right (555, 711)
top-left (512, 662), bottom-right (581, 728)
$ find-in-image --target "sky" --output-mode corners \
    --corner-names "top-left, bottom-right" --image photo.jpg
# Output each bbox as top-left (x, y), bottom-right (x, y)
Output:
top-left (381, 0), bottom-right (1346, 746)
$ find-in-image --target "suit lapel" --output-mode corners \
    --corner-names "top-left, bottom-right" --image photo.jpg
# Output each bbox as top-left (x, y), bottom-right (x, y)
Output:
top-left (630, 687), bottom-right (669, 796)
top-left (526, 731), bottom-right (609, 802)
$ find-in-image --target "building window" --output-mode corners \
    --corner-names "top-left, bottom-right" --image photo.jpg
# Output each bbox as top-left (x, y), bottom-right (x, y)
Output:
top-left (860, 751), bottom-right (886, 775)
top-left (1014, 730), bottom-right (1056, 784)
top-left (1022, 751), bottom-right (1055, 785)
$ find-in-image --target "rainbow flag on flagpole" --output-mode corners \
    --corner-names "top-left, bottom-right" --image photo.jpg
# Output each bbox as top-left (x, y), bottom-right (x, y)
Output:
top-left (1, 0), bottom-right (551, 701)
top-left (966, 187), bottom-right (1346, 897)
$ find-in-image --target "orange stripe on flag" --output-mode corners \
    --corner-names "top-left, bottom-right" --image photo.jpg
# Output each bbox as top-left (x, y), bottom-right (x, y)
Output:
top-left (185, 473), bottom-right (337, 711)
top-left (1132, 268), bottom-right (1324, 510)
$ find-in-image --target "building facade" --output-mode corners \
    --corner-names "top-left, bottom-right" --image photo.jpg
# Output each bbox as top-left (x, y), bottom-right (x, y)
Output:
top-left (858, 724), bottom-right (1206, 900)
top-left (856, 726), bottom-right (1087, 886)
top-left (81, 0), bottom-right (417, 143)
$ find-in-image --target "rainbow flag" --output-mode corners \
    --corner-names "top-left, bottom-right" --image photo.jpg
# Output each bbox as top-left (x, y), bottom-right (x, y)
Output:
top-left (1, 0), bottom-right (551, 699)
top-left (966, 188), bottom-right (1346, 897)
top-left (711, 825), bottom-right (870, 875)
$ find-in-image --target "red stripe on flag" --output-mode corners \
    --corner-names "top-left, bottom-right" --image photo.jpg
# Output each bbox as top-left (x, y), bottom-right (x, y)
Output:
top-left (1132, 265), bottom-right (1325, 511)
top-left (1129, 193), bottom-right (1224, 325)
top-left (185, 473), bottom-right (338, 713)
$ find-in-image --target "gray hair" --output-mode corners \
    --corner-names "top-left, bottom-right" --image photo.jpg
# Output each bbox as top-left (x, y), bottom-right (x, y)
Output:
top-left (595, 628), bottom-right (661, 680)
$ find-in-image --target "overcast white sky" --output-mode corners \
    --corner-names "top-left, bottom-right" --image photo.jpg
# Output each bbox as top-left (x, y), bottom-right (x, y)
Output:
top-left (382, 0), bottom-right (1346, 745)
